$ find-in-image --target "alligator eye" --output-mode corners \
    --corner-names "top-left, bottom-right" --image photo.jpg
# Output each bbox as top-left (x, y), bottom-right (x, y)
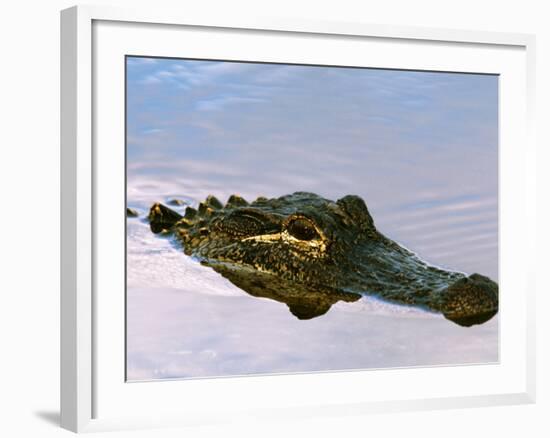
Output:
top-left (286, 218), bottom-right (320, 241)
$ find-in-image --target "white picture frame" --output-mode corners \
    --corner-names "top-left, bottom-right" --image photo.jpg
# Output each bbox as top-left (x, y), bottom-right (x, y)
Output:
top-left (60, 4), bottom-right (537, 433)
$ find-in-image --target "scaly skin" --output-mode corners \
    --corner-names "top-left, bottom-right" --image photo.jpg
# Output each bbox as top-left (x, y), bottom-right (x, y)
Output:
top-left (147, 192), bottom-right (498, 326)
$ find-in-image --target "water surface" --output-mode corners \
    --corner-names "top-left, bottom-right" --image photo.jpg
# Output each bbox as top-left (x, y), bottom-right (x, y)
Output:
top-left (126, 58), bottom-right (499, 380)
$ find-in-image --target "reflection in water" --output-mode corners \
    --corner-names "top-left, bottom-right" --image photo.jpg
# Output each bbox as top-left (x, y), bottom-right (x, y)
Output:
top-left (205, 261), bottom-right (361, 320)
top-left (126, 188), bottom-right (499, 380)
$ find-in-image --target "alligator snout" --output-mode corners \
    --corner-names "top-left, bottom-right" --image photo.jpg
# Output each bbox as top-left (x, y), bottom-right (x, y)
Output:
top-left (438, 274), bottom-right (499, 327)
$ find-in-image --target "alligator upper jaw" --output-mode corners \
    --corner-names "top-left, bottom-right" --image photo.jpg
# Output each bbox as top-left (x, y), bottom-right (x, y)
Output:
top-left (347, 242), bottom-right (499, 327)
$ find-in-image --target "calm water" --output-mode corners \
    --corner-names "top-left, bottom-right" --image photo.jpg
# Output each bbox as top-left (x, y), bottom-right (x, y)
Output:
top-left (126, 177), bottom-right (498, 380)
top-left (126, 59), bottom-right (498, 380)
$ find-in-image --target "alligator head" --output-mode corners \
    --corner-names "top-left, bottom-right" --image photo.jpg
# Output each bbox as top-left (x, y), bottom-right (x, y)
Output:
top-left (147, 192), bottom-right (498, 326)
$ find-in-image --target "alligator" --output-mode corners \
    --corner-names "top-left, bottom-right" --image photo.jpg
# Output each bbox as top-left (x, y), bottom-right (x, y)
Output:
top-left (146, 192), bottom-right (498, 326)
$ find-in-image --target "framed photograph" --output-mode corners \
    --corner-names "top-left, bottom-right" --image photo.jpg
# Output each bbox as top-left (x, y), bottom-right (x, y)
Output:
top-left (61, 5), bottom-right (536, 433)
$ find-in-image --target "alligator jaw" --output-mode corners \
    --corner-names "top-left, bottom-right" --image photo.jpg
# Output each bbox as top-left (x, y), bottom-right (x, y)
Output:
top-left (348, 241), bottom-right (499, 327)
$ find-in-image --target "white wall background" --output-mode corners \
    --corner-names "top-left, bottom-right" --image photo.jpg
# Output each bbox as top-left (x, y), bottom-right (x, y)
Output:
top-left (0, 0), bottom-right (547, 437)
